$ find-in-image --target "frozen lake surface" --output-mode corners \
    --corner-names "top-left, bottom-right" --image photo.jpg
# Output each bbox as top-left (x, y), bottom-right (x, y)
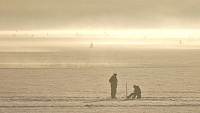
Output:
top-left (0, 45), bottom-right (200, 112)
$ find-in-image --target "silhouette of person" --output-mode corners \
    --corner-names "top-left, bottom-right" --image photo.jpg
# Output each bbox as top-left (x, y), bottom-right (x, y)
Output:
top-left (109, 73), bottom-right (118, 99)
top-left (127, 85), bottom-right (141, 99)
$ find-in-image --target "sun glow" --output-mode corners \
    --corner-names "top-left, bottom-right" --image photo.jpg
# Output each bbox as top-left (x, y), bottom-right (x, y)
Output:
top-left (0, 29), bottom-right (200, 39)
top-left (0, 30), bottom-right (200, 43)
top-left (0, 30), bottom-right (200, 45)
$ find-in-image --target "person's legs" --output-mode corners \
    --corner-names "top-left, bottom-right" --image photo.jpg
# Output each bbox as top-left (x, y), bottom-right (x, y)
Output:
top-left (127, 93), bottom-right (134, 99)
top-left (113, 88), bottom-right (116, 98)
top-left (132, 93), bottom-right (137, 99)
top-left (111, 88), bottom-right (113, 98)
top-left (111, 88), bottom-right (116, 99)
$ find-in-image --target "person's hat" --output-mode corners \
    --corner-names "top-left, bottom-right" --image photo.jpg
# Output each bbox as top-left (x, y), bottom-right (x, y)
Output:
top-left (113, 73), bottom-right (117, 75)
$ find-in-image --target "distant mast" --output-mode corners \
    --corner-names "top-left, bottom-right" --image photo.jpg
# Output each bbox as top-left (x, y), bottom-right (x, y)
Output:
top-left (179, 40), bottom-right (183, 44)
top-left (90, 43), bottom-right (94, 48)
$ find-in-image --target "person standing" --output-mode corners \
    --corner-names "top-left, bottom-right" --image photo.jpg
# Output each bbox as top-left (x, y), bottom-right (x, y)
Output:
top-left (109, 73), bottom-right (118, 99)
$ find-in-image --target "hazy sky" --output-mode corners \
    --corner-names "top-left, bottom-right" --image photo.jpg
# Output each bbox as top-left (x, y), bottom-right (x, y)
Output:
top-left (1, 0), bottom-right (200, 30)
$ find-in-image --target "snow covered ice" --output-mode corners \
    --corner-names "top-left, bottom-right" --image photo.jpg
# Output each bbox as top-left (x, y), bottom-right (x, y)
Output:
top-left (0, 44), bottom-right (200, 113)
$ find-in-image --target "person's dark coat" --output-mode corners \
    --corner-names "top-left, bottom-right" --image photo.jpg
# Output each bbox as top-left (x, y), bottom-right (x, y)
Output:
top-left (109, 75), bottom-right (118, 88)
top-left (134, 85), bottom-right (141, 95)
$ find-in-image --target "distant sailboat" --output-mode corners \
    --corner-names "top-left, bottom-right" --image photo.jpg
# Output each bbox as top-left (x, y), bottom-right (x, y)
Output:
top-left (90, 43), bottom-right (94, 48)
top-left (179, 40), bottom-right (183, 44)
